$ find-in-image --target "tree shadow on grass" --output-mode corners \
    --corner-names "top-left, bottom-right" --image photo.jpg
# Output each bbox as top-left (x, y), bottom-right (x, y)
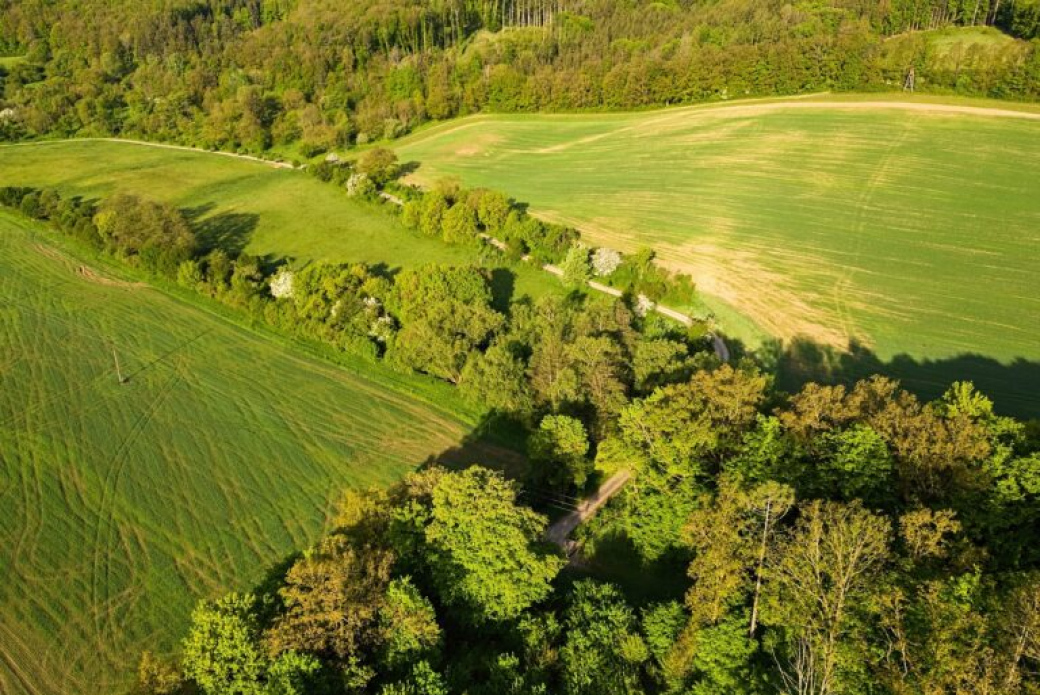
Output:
top-left (426, 410), bottom-right (531, 481)
top-left (488, 267), bottom-right (516, 313)
top-left (194, 212), bottom-right (260, 257)
top-left (749, 335), bottom-right (1040, 419)
top-left (397, 161), bottom-right (421, 177)
top-left (181, 203), bottom-right (259, 257)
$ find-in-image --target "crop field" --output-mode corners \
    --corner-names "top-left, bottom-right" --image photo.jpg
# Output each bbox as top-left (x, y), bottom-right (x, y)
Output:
top-left (0, 213), bottom-right (487, 695)
top-left (0, 140), bottom-right (556, 300)
top-left (395, 96), bottom-right (1040, 415)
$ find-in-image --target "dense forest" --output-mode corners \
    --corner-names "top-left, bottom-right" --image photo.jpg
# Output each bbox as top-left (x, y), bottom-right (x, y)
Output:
top-left (4, 174), bottom-right (1040, 695)
top-left (2, 0), bottom-right (1040, 152)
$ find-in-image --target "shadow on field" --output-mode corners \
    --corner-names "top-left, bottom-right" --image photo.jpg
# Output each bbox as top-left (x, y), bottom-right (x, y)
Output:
top-left (397, 160), bottom-right (421, 177)
top-left (748, 335), bottom-right (1040, 419)
top-left (427, 411), bottom-right (531, 481)
top-left (182, 203), bottom-right (260, 256)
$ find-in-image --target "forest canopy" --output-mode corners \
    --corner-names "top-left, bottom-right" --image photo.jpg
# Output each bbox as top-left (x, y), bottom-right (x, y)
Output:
top-left (1, 0), bottom-right (1039, 150)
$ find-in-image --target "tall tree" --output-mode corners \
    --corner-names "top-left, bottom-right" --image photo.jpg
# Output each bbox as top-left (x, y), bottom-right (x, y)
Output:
top-left (764, 501), bottom-right (891, 695)
top-left (423, 467), bottom-right (564, 623)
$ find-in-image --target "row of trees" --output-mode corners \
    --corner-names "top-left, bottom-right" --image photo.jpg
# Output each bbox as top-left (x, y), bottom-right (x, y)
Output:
top-left (0, 185), bottom-right (713, 459)
top-left (2, 1), bottom-right (1038, 151)
top-left (0, 186), bottom-right (195, 274)
top-left (314, 151), bottom-right (697, 306)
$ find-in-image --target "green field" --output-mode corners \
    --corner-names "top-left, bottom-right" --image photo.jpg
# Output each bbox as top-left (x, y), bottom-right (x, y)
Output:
top-left (394, 96), bottom-right (1040, 415)
top-left (0, 140), bottom-right (557, 301)
top-left (0, 212), bottom-right (493, 695)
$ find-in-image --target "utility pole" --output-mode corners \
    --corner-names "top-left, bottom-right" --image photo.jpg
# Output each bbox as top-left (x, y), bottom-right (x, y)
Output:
top-left (112, 346), bottom-right (127, 385)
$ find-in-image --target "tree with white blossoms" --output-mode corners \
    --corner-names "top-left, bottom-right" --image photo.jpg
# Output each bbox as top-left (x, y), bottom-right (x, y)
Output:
top-left (270, 268), bottom-right (295, 299)
top-left (634, 294), bottom-right (654, 317)
top-left (369, 315), bottom-right (396, 343)
top-left (346, 172), bottom-right (375, 198)
top-left (591, 247), bottom-right (622, 277)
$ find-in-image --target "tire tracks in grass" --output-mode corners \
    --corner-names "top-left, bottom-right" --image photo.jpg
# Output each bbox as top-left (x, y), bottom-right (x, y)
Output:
top-left (831, 121), bottom-right (913, 345)
top-left (0, 623), bottom-right (47, 695)
top-left (89, 365), bottom-right (183, 657)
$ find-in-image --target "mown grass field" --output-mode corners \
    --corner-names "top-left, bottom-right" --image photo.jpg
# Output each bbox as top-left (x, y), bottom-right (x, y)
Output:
top-left (394, 96), bottom-right (1040, 415)
top-left (0, 212), bottom-right (490, 695)
top-left (0, 140), bottom-right (556, 300)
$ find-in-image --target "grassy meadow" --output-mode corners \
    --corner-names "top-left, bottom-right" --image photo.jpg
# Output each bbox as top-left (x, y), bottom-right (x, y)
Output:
top-left (394, 96), bottom-right (1040, 415)
top-left (883, 25), bottom-right (1027, 65)
top-left (0, 140), bottom-right (557, 301)
top-left (0, 212), bottom-right (493, 695)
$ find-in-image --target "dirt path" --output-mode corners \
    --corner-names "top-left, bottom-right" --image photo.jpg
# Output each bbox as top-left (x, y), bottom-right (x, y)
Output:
top-left (545, 470), bottom-right (632, 551)
top-left (697, 99), bottom-right (1040, 121)
top-left (0, 138), bottom-right (298, 169)
top-left (379, 194), bottom-right (731, 362)
top-left (474, 225), bottom-right (732, 362)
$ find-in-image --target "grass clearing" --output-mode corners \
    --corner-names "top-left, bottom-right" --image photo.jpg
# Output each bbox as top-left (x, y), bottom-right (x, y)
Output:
top-left (394, 96), bottom-right (1040, 415)
top-left (0, 212), bottom-right (490, 695)
top-left (0, 140), bottom-right (558, 301)
top-left (884, 25), bottom-right (1025, 65)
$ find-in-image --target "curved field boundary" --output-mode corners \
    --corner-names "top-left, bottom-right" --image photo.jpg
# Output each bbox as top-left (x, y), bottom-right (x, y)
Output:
top-left (0, 138), bottom-right (298, 169)
top-left (683, 99), bottom-right (1040, 120)
top-left (393, 94), bottom-right (1040, 151)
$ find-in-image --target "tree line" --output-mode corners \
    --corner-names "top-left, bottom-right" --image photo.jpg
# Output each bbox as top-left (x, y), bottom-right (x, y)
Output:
top-left (313, 150), bottom-right (696, 307)
top-left (0, 183), bottom-right (712, 448)
top-left (2, 0), bottom-right (1039, 152)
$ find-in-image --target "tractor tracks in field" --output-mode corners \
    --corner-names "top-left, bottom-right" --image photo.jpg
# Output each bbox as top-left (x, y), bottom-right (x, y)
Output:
top-left (831, 122), bottom-right (913, 344)
top-left (0, 619), bottom-right (61, 695)
top-left (89, 365), bottom-right (183, 655)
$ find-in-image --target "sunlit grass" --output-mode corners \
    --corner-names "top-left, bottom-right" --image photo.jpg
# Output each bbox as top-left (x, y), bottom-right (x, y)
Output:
top-left (0, 213), bottom-right (482, 695)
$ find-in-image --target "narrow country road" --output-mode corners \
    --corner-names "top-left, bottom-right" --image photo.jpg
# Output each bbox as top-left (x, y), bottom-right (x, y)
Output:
top-left (545, 470), bottom-right (632, 551)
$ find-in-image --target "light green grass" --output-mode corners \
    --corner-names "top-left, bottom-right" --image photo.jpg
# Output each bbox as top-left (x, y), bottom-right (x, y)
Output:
top-left (885, 25), bottom-right (1022, 63)
top-left (0, 140), bottom-right (557, 301)
top-left (0, 212), bottom-right (491, 695)
top-left (395, 96), bottom-right (1040, 415)
top-left (0, 55), bottom-right (25, 69)
top-left (927, 26), bottom-right (1015, 51)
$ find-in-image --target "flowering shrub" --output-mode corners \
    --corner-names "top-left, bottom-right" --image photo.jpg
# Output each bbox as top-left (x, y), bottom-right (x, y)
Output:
top-left (270, 268), bottom-right (295, 299)
top-left (592, 248), bottom-right (622, 277)
top-left (346, 173), bottom-right (375, 198)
